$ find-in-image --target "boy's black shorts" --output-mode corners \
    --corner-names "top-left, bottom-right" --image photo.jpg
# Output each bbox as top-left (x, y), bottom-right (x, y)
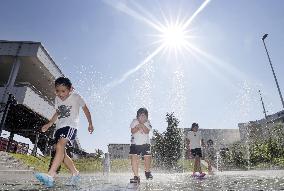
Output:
top-left (129, 144), bottom-right (151, 156)
top-left (54, 126), bottom-right (77, 145)
top-left (191, 148), bottom-right (202, 158)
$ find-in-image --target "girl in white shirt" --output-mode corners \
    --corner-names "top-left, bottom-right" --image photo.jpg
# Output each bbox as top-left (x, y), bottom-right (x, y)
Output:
top-left (129, 108), bottom-right (153, 183)
top-left (187, 122), bottom-right (206, 177)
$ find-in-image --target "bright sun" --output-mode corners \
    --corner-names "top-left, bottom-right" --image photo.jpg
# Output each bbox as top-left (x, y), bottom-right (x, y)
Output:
top-left (103, 0), bottom-right (211, 89)
top-left (161, 25), bottom-right (187, 48)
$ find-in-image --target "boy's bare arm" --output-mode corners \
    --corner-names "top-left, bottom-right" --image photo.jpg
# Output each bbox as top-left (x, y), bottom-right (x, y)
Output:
top-left (42, 112), bottom-right (58, 132)
top-left (82, 105), bottom-right (94, 134)
top-left (137, 123), bottom-right (150, 134)
top-left (131, 125), bottom-right (140, 134)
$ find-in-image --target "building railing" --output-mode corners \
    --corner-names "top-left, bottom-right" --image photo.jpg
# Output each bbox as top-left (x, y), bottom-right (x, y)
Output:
top-left (0, 137), bottom-right (29, 154)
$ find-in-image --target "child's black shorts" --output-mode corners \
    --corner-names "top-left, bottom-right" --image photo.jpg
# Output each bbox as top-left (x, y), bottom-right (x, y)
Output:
top-left (191, 148), bottom-right (202, 158)
top-left (54, 126), bottom-right (77, 145)
top-left (129, 144), bottom-right (151, 156)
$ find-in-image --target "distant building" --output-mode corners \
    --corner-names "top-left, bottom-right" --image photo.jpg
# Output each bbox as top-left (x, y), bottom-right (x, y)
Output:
top-left (108, 144), bottom-right (130, 159)
top-left (238, 110), bottom-right (284, 142)
top-left (183, 128), bottom-right (240, 149)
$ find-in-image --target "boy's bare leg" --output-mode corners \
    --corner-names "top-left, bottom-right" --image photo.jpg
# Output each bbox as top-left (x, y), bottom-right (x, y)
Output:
top-left (63, 151), bottom-right (79, 175)
top-left (144, 155), bottom-right (151, 172)
top-left (194, 156), bottom-right (201, 173)
top-left (196, 157), bottom-right (202, 173)
top-left (131, 154), bottom-right (139, 177)
top-left (193, 157), bottom-right (197, 173)
top-left (48, 138), bottom-right (68, 177)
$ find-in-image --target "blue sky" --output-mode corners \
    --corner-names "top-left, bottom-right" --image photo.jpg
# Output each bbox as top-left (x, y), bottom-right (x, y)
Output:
top-left (1, 0), bottom-right (284, 153)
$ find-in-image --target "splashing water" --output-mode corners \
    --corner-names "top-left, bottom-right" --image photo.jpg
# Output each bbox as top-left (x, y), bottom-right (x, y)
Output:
top-left (130, 59), bottom-right (155, 111)
top-left (169, 66), bottom-right (186, 124)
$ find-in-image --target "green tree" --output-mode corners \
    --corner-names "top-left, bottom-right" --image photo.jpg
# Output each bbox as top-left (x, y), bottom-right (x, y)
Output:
top-left (222, 123), bottom-right (284, 169)
top-left (151, 129), bottom-right (165, 166)
top-left (151, 113), bottom-right (183, 169)
top-left (163, 113), bottom-right (183, 169)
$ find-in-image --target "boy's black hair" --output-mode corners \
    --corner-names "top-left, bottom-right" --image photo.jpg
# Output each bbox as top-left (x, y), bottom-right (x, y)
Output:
top-left (191, 122), bottom-right (199, 130)
top-left (55, 77), bottom-right (72, 89)
top-left (136, 107), bottom-right (148, 118)
top-left (207, 139), bottom-right (213, 145)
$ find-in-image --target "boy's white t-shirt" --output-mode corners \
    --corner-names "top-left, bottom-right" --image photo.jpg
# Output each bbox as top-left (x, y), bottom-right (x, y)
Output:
top-left (187, 130), bottom-right (202, 149)
top-left (130, 119), bottom-right (152, 145)
top-left (55, 92), bottom-right (86, 130)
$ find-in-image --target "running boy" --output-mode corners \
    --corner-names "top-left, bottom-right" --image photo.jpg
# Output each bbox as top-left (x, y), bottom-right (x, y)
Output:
top-left (129, 108), bottom-right (153, 183)
top-left (187, 122), bottom-right (206, 177)
top-left (35, 77), bottom-right (94, 187)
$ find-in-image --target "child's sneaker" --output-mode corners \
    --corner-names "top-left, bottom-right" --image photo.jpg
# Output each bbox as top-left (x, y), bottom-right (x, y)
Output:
top-left (65, 174), bottom-right (81, 186)
top-left (130, 176), bottom-right (140, 184)
top-left (145, 171), bottom-right (153, 180)
top-left (35, 173), bottom-right (54, 187)
top-left (199, 172), bottom-right (206, 177)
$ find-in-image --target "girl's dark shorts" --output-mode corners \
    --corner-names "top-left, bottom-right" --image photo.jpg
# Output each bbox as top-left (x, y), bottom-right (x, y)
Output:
top-left (191, 148), bottom-right (202, 158)
top-left (129, 144), bottom-right (151, 156)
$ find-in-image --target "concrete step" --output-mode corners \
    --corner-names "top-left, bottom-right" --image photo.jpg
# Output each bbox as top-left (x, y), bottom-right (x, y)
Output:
top-left (0, 169), bottom-right (34, 175)
top-left (0, 155), bottom-right (13, 161)
top-left (0, 152), bottom-right (31, 171)
top-left (0, 165), bottom-right (32, 171)
top-left (0, 158), bottom-right (21, 164)
top-left (0, 156), bottom-right (14, 161)
top-left (0, 164), bottom-right (26, 170)
top-left (0, 166), bottom-right (10, 170)
top-left (0, 151), bottom-right (9, 157)
top-left (5, 163), bottom-right (24, 168)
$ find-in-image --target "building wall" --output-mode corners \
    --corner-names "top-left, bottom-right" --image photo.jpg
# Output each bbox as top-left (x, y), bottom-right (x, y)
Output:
top-left (238, 110), bottom-right (284, 143)
top-left (0, 86), bottom-right (54, 119)
top-left (184, 128), bottom-right (240, 149)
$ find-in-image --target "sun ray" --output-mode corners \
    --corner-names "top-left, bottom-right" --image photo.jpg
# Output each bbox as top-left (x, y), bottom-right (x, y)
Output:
top-left (183, 44), bottom-right (235, 85)
top-left (130, 1), bottom-right (166, 31)
top-left (181, 0), bottom-right (211, 30)
top-left (155, 0), bottom-right (171, 30)
top-left (103, 0), bottom-right (165, 32)
top-left (183, 42), bottom-right (247, 87)
top-left (103, 44), bottom-right (166, 92)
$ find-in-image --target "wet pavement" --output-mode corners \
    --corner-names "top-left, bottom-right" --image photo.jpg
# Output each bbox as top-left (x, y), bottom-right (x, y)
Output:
top-left (0, 170), bottom-right (284, 191)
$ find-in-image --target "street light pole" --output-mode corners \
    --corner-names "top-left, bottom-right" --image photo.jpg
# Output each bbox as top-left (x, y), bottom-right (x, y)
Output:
top-left (262, 34), bottom-right (284, 109)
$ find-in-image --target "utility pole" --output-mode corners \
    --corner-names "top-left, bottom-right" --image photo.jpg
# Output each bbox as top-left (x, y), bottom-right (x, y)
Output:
top-left (258, 90), bottom-right (268, 119)
top-left (262, 34), bottom-right (284, 109)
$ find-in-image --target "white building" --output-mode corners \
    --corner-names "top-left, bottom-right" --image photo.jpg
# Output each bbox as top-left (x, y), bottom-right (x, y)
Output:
top-left (0, 40), bottom-right (82, 156)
